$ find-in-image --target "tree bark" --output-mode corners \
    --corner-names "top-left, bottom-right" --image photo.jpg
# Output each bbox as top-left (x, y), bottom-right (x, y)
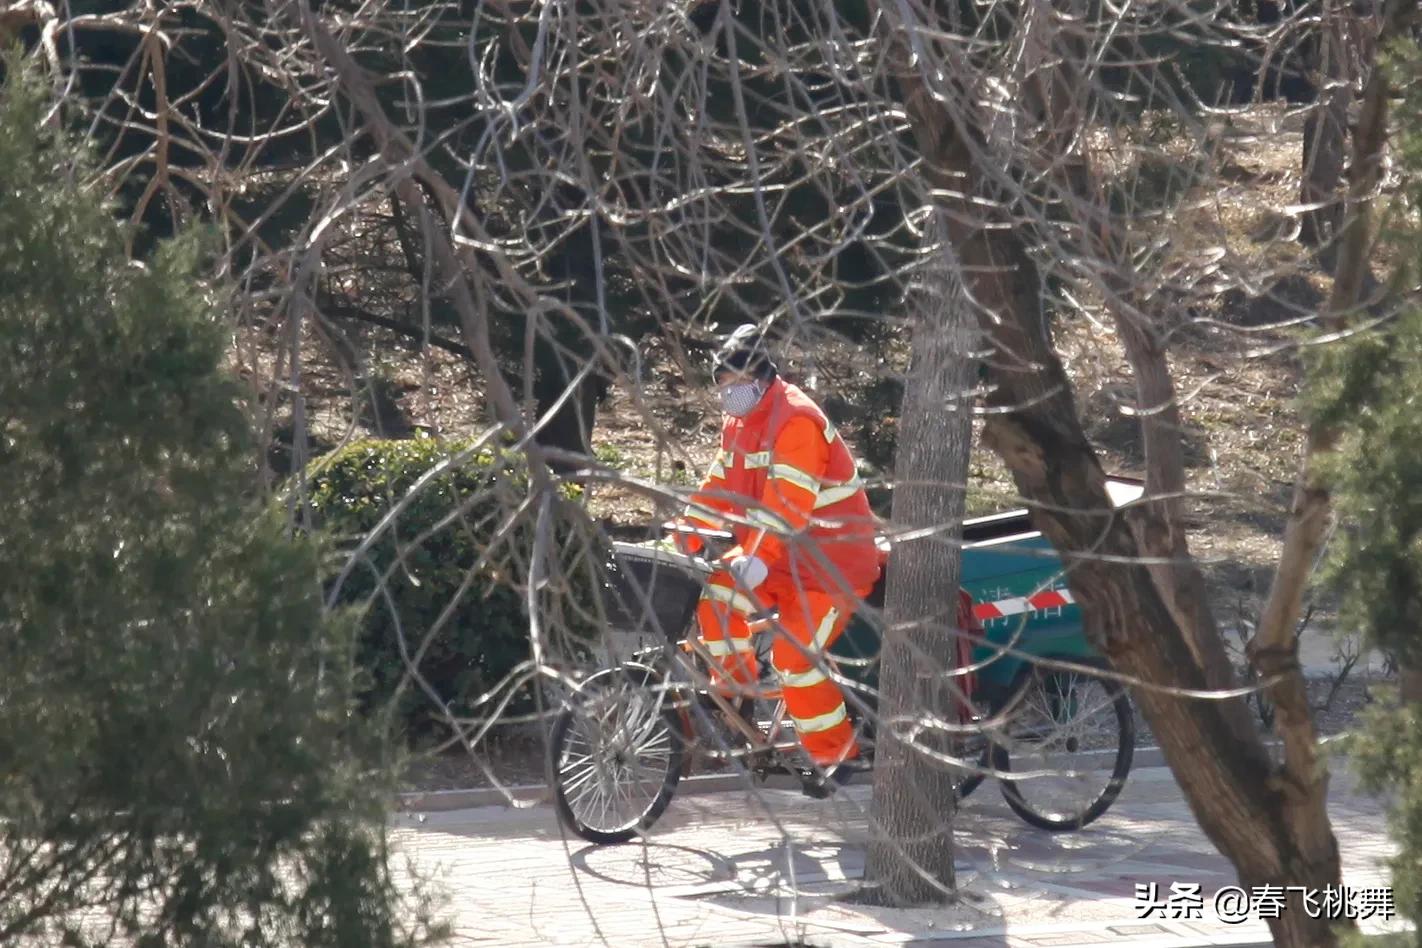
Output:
top-left (1299, 0), bottom-right (1353, 264)
top-left (532, 333), bottom-right (603, 465)
top-left (296, 1), bottom-right (559, 498)
top-left (875, 4), bottom-right (1359, 940)
top-left (1113, 314), bottom-right (1245, 700)
top-left (1011, 0), bottom-right (1243, 701)
top-left (1249, 0), bottom-right (1417, 816)
top-left (1402, 668), bottom-right (1422, 705)
top-left (863, 213), bottom-right (975, 906)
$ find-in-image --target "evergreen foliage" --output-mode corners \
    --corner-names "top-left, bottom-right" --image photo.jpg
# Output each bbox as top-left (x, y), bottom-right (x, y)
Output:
top-left (1312, 40), bottom-right (1422, 938)
top-left (0, 53), bottom-right (441, 946)
top-left (308, 437), bottom-right (600, 740)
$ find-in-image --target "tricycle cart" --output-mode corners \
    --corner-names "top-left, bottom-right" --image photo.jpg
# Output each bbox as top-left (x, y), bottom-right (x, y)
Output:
top-left (547, 478), bottom-right (1143, 844)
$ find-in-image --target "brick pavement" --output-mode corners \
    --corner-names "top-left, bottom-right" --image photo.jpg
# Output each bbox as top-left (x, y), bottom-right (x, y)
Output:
top-left (391, 766), bottom-right (1402, 946)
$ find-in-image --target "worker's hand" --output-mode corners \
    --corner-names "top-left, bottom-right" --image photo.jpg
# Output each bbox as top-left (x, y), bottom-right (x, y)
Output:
top-left (724, 554), bottom-right (769, 590)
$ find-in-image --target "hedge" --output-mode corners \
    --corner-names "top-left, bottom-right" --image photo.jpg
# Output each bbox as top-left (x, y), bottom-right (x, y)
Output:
top-left (307, 436), bottom-right (600, 739)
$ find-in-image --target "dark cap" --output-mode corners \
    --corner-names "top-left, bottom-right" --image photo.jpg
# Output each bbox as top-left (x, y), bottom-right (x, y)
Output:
top-left (712, 324), bottom-right (778, 380)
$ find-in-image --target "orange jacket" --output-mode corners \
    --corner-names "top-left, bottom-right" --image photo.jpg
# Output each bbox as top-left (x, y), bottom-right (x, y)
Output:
top-left (683, 377), bottom-right (882, 594)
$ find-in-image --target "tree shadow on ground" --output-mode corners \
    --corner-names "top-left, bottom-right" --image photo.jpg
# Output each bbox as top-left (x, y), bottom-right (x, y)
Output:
top-left (561, 794), bottom-right (1174, 945)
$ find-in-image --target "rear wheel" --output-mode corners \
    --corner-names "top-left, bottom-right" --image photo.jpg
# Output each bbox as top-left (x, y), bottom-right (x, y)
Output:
top-left (549, 664), bottom-right (684, 845)
top-left (993, 660), bottom-right (1134, 831)
top-left (953, 739), bottom-right (991, 801)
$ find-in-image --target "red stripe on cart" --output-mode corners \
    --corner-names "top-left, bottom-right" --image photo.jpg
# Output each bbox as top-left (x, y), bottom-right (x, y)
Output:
top-left (1029, 590), bottom-right (1072, 610)
top-left (972, 588), bottom-right (1075, 622)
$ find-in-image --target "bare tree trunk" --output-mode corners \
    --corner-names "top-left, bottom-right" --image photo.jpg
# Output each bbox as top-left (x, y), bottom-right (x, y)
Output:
top-left (1011, 0), bottom-right (1243, 700)
top-left (1299, 0), bottom-right (1352, 265)
top-left (1402, 668), bottom-right (1422, 705)
top-left (296, 3), bottom-right (559, 499)
top-left (532, 335), bottom-right (603, 467)
top-left (863, 215), bottom-right (975, 907)
top-left (1253, 0), bottom-right (1416, 764)
top-left (1113, 316), bottom-right (1245, 699)
top-left (877, 5), bottom-right (1361, 939)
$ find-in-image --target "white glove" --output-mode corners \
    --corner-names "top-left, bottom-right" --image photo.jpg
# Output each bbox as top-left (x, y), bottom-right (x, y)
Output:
top-left (726, 555), bottom-right (769, 590)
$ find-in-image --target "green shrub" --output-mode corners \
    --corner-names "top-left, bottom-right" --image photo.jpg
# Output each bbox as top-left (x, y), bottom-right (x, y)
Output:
top-left (308, 436), bottom-right (600, 739)
top-left (1313, 39), bottom-right (1422, 934)
top-left (0, 53), bottom-right (437, 945)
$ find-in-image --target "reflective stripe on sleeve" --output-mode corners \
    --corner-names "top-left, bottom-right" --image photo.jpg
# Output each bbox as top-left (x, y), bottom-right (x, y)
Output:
top-left (811, 480), bottom-right (863, 509)
top-left (770, 462), bottom-right (821, 495)
top-left (794, 704), bottom-right (848, 734)
top-left (681, 505), bottom-right (722, 527)
top-left (748, 507), bottom-right (792, 531)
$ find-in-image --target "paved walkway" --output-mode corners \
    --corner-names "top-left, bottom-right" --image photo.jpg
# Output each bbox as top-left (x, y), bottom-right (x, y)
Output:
top-left (390, 764), bottom-right (1402, 946)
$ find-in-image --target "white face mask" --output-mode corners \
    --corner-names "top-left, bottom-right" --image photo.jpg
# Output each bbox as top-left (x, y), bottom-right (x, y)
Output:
top-left (718, 379), bottom-right (765, 418)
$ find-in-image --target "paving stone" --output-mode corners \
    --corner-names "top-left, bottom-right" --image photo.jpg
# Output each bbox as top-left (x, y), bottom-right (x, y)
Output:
top-left (390, 765), bottom-right (1398, 946)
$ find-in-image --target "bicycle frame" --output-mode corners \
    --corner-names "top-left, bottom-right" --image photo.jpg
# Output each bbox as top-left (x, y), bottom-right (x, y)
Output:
top-left (551, 527), bottom-right (1134, 844)
top-left (669, 631), bottom-right (802, 768)
top-left (616, 528), bottom-right (983, 767)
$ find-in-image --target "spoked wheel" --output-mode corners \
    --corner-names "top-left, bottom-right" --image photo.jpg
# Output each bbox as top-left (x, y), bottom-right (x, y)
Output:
top-left (549, 664), bottom-right (685, 845)
top-left (993, 659), bottom-right (1134, 831)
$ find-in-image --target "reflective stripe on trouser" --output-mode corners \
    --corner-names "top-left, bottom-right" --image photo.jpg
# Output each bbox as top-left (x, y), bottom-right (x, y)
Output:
top-left (769, 587), bottom-right (861, 766)
top-left (696, 572), bottom-right (759, 685)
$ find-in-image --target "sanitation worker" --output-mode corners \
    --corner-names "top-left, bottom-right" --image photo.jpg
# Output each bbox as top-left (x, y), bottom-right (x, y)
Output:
top-left (672, 324), bottom-right (883, 798)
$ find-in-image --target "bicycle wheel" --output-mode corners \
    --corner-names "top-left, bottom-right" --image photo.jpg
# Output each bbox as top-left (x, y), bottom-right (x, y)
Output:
top-left (954, 738), bottom-right (991, 801)
top-left (549, 663), bottom-right (685, 845)
top-left (993, 660), bottom-right (1134, 831)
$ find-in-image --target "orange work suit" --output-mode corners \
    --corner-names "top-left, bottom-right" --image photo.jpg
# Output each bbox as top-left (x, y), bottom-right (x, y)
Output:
top-left (682, 377), bottom-right (882, 766)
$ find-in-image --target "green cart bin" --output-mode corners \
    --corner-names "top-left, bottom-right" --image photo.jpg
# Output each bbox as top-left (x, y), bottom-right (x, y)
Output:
top-left (830, 477), bottom-right (1144, 704)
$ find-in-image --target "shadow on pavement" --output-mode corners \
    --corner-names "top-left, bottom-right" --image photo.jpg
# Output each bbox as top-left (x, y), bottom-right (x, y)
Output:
top-left (570, 842), bottom-right (738, 889)
top-left (570, 835), bottom-right (1012, 945)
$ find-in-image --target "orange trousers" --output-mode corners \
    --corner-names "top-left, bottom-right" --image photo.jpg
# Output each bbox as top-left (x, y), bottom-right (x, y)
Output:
top-left (696, 570), bottom-right (864, 766)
